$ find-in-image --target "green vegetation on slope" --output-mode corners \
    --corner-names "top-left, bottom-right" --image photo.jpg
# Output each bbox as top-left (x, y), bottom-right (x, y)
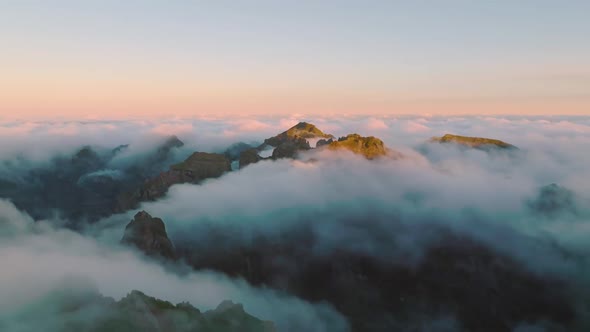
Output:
top-left (170, 152), bottom-right (231, 173)
top-left (430, 134), bottom-right (516, 149)
top-left (326, 134), bottom-right (388, 159)
top-left (13, 289), bottom-right (276, 332)
top-left (263, 122), bottom-right (333, 147)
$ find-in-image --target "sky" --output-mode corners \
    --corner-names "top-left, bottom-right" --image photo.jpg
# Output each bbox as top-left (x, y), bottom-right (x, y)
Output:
top-left (1, 0), bottom-right (589, 119)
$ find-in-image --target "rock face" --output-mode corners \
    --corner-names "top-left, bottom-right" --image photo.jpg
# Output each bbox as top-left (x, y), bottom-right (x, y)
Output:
top-left (235, 123), bottom-right (395, 167)
top-left (162, 135), bottom-right (185, 150)
top-left (0, 136), bottom-right (185, 223)
top-left (205, 300), bottom-right (277, 332)
top-left (116, 135), bottom-right (185, 181)
top-left (170, 152), bottom-right (231, 178)
top-left (261, 123), bottom-right (398, 160)
top-left (239, 148), bottom-right (262, 169)
top-left (271, 138), bottom-right (311, 159)
top-left (114, 291), bottom-right (276, 332)
top-left (15, 288), bottom-right (276, 332)
top-left (232, 122), bottom-right (402, 167)
top-left (237, 122), bottom-right (334, 168)
top-left (224, 142), bottom-right (254, 161)
top-left (263, 122), bottom-right (333, 148)
top-left (325, 134), bottom-right (388, 159)
top-left (316, 138), bottom-right (334, 147)
top-left (0, 145), bottom-right (108, 222)
top-left (117, 152), bottom-right (231, 211)
top-left (263, 122), bottom-right (331, 160)
top-left (121, 211), bottom-right (175, 259)
top-left (71, 146), bottom-right (104, 173)
top-left (430, 134), bottom-right (517, 150)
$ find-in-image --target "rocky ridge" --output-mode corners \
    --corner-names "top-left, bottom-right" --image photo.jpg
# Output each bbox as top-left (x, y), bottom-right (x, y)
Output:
top-left (146, 212), bottom-right (574, 332)
top-left (121, 211), bottom-right (176, 259)
top-left (237, 122), bottom-right (392, 168)
top-left (8, 287), bottom-right (276, 332)
top-left (262, 121), bottom-right (334, 148)
top-left (430, 134), bottom-right (517, 150)
top-left (325, 134), bottom-right (388, 159)
top-left (116, 152), bottom-right (231, 211)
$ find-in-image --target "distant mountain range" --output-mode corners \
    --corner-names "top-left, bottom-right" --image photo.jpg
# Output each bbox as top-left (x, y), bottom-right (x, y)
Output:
top-left (430, 134), bottom-right (517, 150)
top-left (5, 121), bottom-right (579, 332)
top-left (4, 287), bottom-right (275, 332)
top-left (0, 121), bottom-right (523, 222)
top-left (122, 208), bottom-right (574, 332)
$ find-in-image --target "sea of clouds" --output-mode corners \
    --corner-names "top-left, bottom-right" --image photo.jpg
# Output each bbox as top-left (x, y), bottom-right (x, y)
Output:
top-left (0, 115), bottom-right (589, 331)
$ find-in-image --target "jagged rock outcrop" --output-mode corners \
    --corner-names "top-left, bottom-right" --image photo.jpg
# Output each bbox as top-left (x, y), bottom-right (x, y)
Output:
top-left (160, 135), bottom-right (185, 151)
top-left (170, 152), bottom-right (231, 178)
top-left (262, 122), bottom-right (333, 148)
top-left (205, 300), bottom-right (277, 332)
top-left (430, 134), bottom-right (517, 150)
top-left (117, 152), bottom-right (230, 211)
top-left (0, 136), bottom-right (186, 223)
top-left (224, 142), bottom-right (255, 161)
top-left (121, 211), bottom-right (175, 259)
top-left (117, 135), bottom-right (185, 181)
top-left (71, 146), bottom-right (104, 173)
top-left (271, 138), bottom-right (311, 159)
top-left (0, 145), bottom-right (109, 222)
top-left (236, 122), bottom-right (334, 168)
top-left (324, 134), bottom-right (388, 159)
top-left (113, 135), bottom-right (183, 157)
top-left (12, 287), bottom-right (276, 332)
top-left (236, 123), bottom-right (394, 166)
top-left (261, 122), bottom-right (332, 159)
top-left (316, 138), bottom-right (334, 147)
top-left (118, 291), bottom-right (276, 332)
top-left (239, 148), bottom-right (262, 169)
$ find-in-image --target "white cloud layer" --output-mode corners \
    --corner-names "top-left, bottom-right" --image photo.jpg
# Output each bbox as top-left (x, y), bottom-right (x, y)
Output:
top-left (0, 200), bottom-right (348, 332)
top-left (1, 114), bottom-right (590, 330)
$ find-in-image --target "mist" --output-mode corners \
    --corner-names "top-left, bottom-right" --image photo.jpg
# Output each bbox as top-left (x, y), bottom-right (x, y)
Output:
top-left (1, 115), bottom-right (589, 331)
top-left (0, 199), bottom-right (347, 332)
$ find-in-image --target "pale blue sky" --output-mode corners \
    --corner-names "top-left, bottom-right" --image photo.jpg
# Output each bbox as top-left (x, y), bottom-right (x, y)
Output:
top-left (1, 0), bottom-right (589, 118)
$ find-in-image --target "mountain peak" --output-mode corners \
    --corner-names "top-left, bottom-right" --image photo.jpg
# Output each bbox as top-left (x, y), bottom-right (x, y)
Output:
top-left (431, 134), bottom-right (516, 150)
top-left (325, 133), bottom-right (388, 159)
top-left (262, 122), bottom-right (333, 148)
top-left (286, 122), bottom-right (332, 138)
top-left (161, 135), bottom-right (184, 150)
top-left (121, 211), bottom-right (175, 259)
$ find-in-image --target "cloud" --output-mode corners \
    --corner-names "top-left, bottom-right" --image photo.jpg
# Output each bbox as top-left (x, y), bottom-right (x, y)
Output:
top-left (84, 141), bottom-right (587, 329)
top-left (1, 114), bottom-right (590, 330)
top-left (0, 200), bottom-right (348, 331)
top-left (232, 119), bottom-right (273, 132)
top-left (97, 116), bottom-right (588, 330)
top-left (404, 121), bottom-right (430, 133)
top-left (150, 122), bottom-right (194, 136)
top-left (364, 118), bottom-right (389, 131)
top-left (278, 117), bottom-right (302, 130)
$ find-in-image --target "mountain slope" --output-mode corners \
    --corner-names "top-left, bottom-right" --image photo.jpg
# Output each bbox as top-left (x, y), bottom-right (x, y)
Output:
top-left (121, 211), bottom-right (176, 259)
top-left (430, 134), bottom-right (517, 150)
top-left (324, 134), bottom-right (388, 159)
top-left (116, 152), bottom-right (231, 211)
top-left (262, 122), bottom-right (334, 148)
top-left (3, 288), bottom-right (276, 332)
